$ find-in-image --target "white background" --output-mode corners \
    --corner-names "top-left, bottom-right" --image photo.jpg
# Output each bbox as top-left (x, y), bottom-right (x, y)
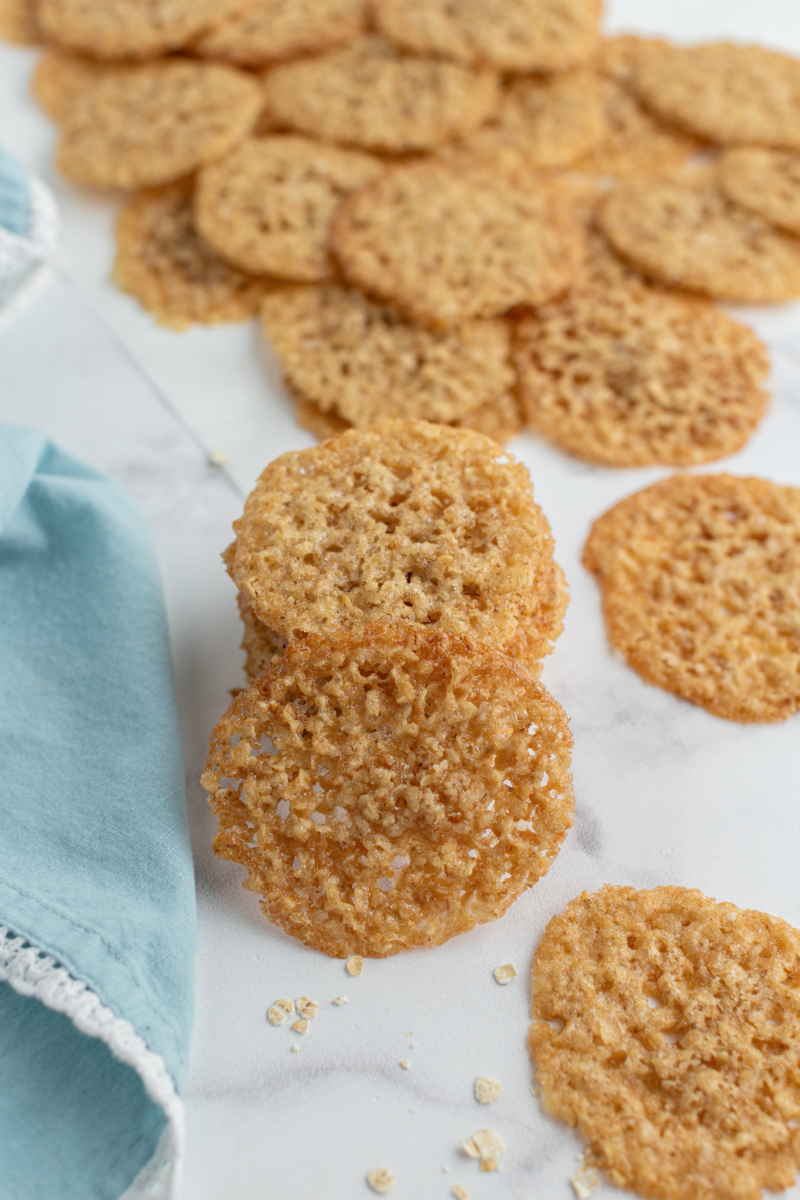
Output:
top-left (1, 3), bottom-right (800, 1197)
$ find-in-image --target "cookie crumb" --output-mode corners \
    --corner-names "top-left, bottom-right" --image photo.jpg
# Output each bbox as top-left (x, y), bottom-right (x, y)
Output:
top-left (295, 996), bottom-right (319, 1020)
top-left (332, 994), bottom-right (349, 1005)
top-left (399, 1059), bottom-right (411, 1070)
top-left (461, 1129), bottom-right (506, 1172)
top-left (474, 1076), bottom-right (502, 1104)
top-left (208, 449), bottom-right (230, 466)
top-left (267, 998), bottom-right (294, 1025)
top-left (493, 963), bottom-right (517, 985)
top-left (452, 1186), bottom-right (470, 1200)
top-left (291, 1018), bottom-right (309, 1034)
top-left (290, 1044), bottom-right (300, 1054)
top-left (571, 1164), bottom-right (600, 1198)
top-left (366, 1166), bottom-right (396, 1194)
top-left (347, 955), bottom-right (364, 976)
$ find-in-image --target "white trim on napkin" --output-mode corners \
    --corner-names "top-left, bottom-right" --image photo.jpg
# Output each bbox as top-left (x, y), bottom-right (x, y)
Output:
top-left (0, 926), bottom-right (184, 1200)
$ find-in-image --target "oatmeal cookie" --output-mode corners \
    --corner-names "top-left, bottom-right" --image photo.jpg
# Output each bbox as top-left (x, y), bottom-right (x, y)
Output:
top-left (37, 0), bottom-right (247, 61)
top-left (583, 474), bottom-right (800, 722)
top-left (514, 284), bottom-right (770, 466)
top-left (719, 147), bottom-right (800, 238)
top-left (193, 0), bottom-right (364, 67)
top-left (0, 0), bottom-right (39, 44)
top-left (202, 624), bottom-right (574, 957)
top-left (531, 885), bottom-right (800, 1200)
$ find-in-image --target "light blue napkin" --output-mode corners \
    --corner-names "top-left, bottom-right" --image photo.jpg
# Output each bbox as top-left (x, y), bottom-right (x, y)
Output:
top-left (0, 426), bottom-right (195, 1200)
top-left (0, 147), bottom-right (58, 309)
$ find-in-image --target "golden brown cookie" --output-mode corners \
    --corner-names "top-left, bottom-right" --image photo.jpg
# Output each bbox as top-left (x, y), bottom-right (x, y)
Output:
top-left (261, 35), bottom-right (500, 154)
top-left (513, 284), bottom-right (770, 466)
top-left (36, 0), bottom-right (246, 60)
top-left (291, 387), bottom-right (525, 446)
top-left (373, 0), bottom-right (601, 73)
top-left (583, 474), bottom-right (800, 722)
top-left (193, 0), bottom-right (365, 67)
top-left (573, 75), bottom-right (703, 179)
top-left (631, 41), bottom-right (800, 150)
top-left (0, 0), bottom-right (40, 44)
top-left (56, 59), bottom-right (263, 189)
top-left (230, 421), bottom-right (564, 670)
top-left (31, 49), bottom-right (115, 122)
top-left (202, 624), bottom-right (574, 957)
top-left (236, 592), bottom-right (286, 681)
top-left (194, 138), bottom-right (382, 282)
top-left (332, 163), bottom-right (584, 327)
top-left (593, 33), bottom-right (669, 87)
top-left (260, 283), bottom-right (516, 427)
top-left (113, 180), bottom-right (272, 329)
top-left (530, 885), bottom-right (800, 1200)
top-left (598, 170), bottom-right (800, 303)
top-left (719, 147), bottom-right (800, 237)
top-left (550, 177), bottom-right (647, 287)
top-left (440, 70), bottom-right (606, 174)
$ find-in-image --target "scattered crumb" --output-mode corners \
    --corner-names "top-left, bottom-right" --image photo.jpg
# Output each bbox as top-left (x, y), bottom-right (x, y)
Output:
top-left (295, 996), bottom-right (319, 1020)
top-left (346, 954), bottom-right (364, 976)
top-left (332, 994), bottom-right (349, 1006)
top-left (493, 963), bottom-right (517, 985)
top-left (461, 1129), bottom-right (506, 1173)
top-left (267, 998), bottom-right (294, 1025)
top-left (399, 1059), bottom-right (411, 1070)
top-left (291, 1018), bottom-right (309, 1034)
top-left (474, 1076), bottom-right (502, 1105)
top-left (571, 1164), bottom-right (601, 1198)
top-left (366, 1166), bottom-right (396, 1194)
top-left (410, 1041), bottom-right (418, 1048)
top-left (452, 1186), bottom-right (470, 1200)
top-left (442, 1164), bottom-right (451, 1173)
top-left (406, 1031), bottom-right (413, 1036)
top-left (290, 1044), bottom-right (300, 1054)
top-left (208, 448), bottom-right (230, 466)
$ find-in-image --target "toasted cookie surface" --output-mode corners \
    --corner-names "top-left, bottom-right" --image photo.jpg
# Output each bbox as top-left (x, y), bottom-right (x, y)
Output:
top-left (373, 0), bottom-right (601, 73)
top-left (583, 474), bottom-right (800, 722)
top-left (262, 35), bottom-right (499, 154)
top-left (530, 885), bottom-right (800, 1200)
top-left (332, 163), bottom-right (583, 327)
top-left (631, 41), bottom-right (800, 150)
top-left (113, 180), bottom-right (272, 329)
top-left (719, 147), bottom-right (800, 237)
top-left (440, 70), bottom-right (606, 173)
top-left (37, 0), bottom-right (246, 60)
top-left (195, 138), bottom-right (381, 281)
top-left (56, 59), bottom-right (263, 189)
top-left (0, 0), bottom-right (39, 44)
top-left (514, 285), bottom-right (770, 466)
top-left (231, 421), bottom-right (560, 664)
top-left (193, 0), bottom-right (364, 66)
top-left (202, 625), bottom-right (574, 957)
top-left (31, 48), bottom-right (113, 121)
top-left (261, 283), bottom-right (515, 426)
top-left (598, 171), bottom-right (800, 302)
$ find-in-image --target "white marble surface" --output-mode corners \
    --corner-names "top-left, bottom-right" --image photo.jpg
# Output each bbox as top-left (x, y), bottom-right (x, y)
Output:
top-left (1, 3), bottom-right (800, 1197)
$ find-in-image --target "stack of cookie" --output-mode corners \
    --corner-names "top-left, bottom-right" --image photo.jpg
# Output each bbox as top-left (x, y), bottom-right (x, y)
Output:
top-left (202, 418), bottom-right (575, 957)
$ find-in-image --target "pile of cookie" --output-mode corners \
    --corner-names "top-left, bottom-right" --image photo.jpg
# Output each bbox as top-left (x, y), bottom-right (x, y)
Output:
top-left (202, 419), bottom-right (575, 958)
top-left (8, 1), bottom-right (800, 465)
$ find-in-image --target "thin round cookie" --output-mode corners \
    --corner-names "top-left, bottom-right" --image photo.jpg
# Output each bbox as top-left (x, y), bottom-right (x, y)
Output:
top-left (583, 474), bottom-right (800, 722)
top-left (32, 49), bottom-right (115, 122)
top-left (0, 0), bottom-right (40, 44)
top-left (513, 284), bottom-right (770, 467)
top-left (193, 0), bottom-right (365, 67)
top-left (56, 59), bottom-right (263, 189)
top-left (230, 421), bottom-right (563, 670)
top-left (113, 180), bottom-right (272, 330)
top-left (719, 147), bottom-right (800, 237)
top-left (440, 70), bottom-right (607, 174)
top-left (598, 171), bottom-right (800, 302)
top-left (201, 625), bottom-right (574, 958)
top-left (530, 885), bottom-right (800, 1200)
top-left (631, 41), bottom-right (800, 150)
top-left (332, 163), bottom-right (584, 327)
top-left (195, 138), bottom-right (382, 282)
top-left (36, 0), bottom-right (247, 60)
top-left (260, 283), bottom-right (516, 426)
top-left (373, 0), bottom-right (601, 73)
top-left (261, 35), bottom-right (499, 154)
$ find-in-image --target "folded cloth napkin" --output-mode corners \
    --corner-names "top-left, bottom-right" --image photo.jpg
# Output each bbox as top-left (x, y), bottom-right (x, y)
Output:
top-left (0, 147), bottom-right (58, 310)
top-left (0, 426), bottom-right (195, 1200)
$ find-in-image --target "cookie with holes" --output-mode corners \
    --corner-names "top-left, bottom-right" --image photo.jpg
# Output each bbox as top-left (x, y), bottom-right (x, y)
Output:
top-left (229, 420), bottom-right (566, 674)
top-left (202, 624), bottom-right (574, 957)
top-left (583, 474), bottom-right (800, 722)
top-left (530, 885), bottom-right (800, 1200)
